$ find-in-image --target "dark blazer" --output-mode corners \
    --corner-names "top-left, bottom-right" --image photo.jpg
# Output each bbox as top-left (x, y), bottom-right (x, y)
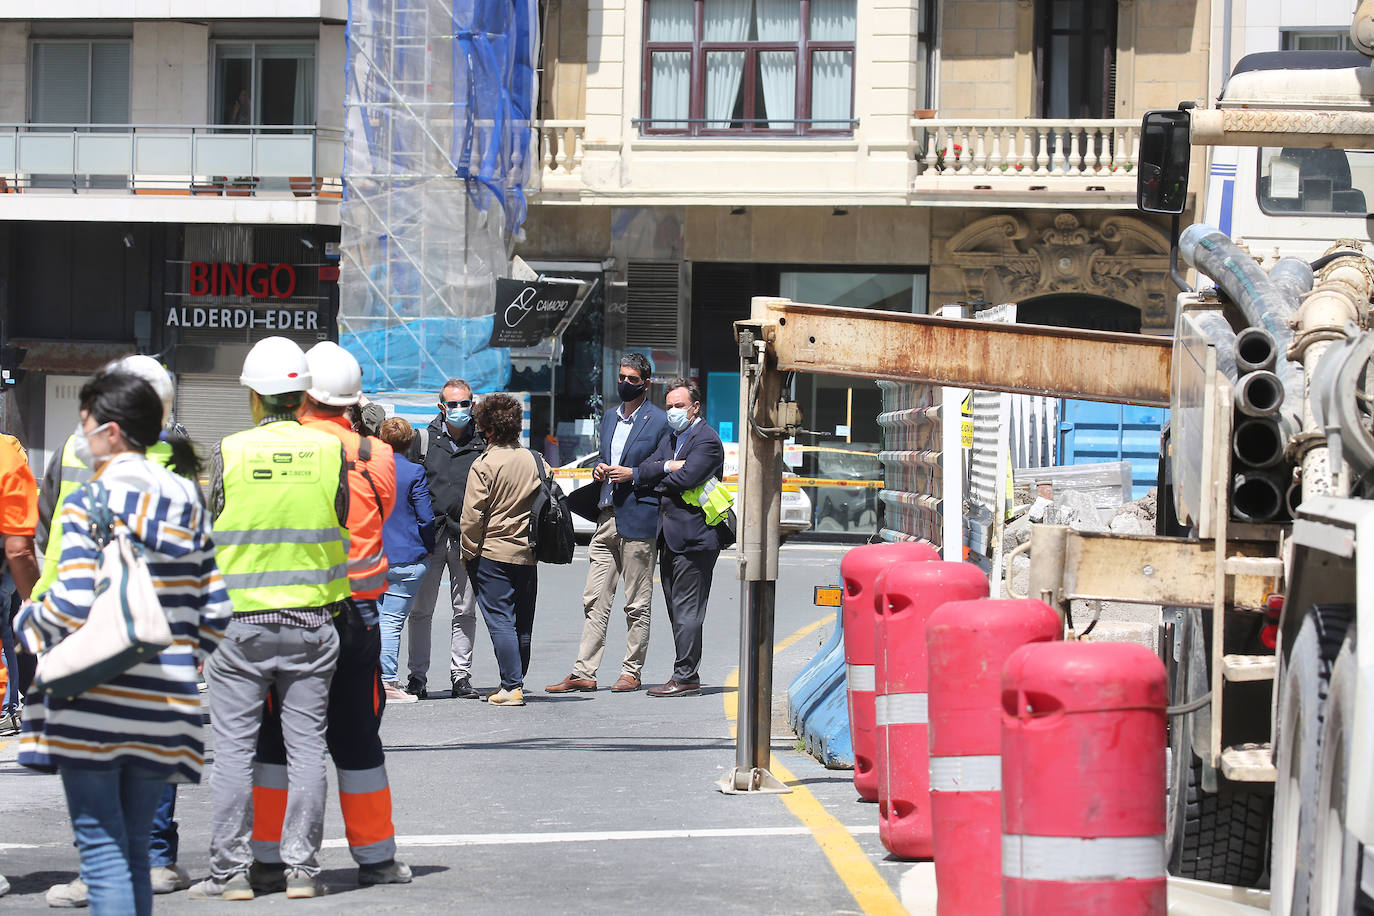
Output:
top-left (597, 401), bottom-right (669, 540)
top-left (637, 419), bottom-right (735, 554)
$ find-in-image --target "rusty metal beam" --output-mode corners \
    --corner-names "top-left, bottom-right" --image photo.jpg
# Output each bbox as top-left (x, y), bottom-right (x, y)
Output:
top-left (741, 298), bottom-right (1173, 407)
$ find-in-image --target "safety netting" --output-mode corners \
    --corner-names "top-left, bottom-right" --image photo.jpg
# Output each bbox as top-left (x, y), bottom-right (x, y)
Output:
top-left (338, 0), bottom-right (538, 395)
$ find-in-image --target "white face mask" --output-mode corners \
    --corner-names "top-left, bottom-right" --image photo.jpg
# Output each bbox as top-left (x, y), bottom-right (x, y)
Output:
top-left (666, 406), bottom-right (691, 432)
top-left (72, 421), bottom-right (112, 468)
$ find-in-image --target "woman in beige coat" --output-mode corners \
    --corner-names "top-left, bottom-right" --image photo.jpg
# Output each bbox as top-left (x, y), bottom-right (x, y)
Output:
top-left (459, 393), bottom-right (543, 706)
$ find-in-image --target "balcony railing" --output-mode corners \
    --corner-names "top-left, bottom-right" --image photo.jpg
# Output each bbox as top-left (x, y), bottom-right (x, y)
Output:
top-left (911, 118), bottom-right (1139, 184)
top-left (0, 124), bottom-right (344, 198)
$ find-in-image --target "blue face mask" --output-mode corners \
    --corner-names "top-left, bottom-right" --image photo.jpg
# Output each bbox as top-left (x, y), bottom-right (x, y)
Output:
top-left (445, 406), bottom-right (471, 427)
top-left (666, 407), bottom-right (691, 432)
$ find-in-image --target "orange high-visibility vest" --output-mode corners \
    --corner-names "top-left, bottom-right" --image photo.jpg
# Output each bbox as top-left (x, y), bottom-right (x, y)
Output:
top-left (301, 415), bottom-right (397, 600)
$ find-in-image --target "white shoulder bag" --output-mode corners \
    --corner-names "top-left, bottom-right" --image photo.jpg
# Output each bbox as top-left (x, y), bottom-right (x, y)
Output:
top-left (34, 481), bottom-right (173, 699)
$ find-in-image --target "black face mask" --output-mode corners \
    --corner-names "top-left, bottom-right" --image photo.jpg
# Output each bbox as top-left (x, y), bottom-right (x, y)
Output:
top-left (618, 379), bottom-right (646, 402)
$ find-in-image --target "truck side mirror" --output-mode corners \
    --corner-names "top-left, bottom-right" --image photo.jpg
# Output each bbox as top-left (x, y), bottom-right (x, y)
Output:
top-left (1137, 110), bottom-right (1192, 215)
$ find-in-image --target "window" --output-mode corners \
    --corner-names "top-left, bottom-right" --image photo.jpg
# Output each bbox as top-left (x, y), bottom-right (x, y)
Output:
top-left (1036, 1), bottom-right (1117, 119)
top-left (213, 42), bottom-right (316, 127)
top-left (1282, 30), bottom-right (1358, 51)
top-left (1257, 147), bottom-right (1374, 217)
top-left (30, 41), bottom-right (130, 125)
top-left (642, 0), bottom-right (856, 136)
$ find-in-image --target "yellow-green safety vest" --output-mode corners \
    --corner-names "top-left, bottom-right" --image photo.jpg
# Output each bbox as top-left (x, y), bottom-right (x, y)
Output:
top-left (212, 421), bottom-right (351, 614)
top-left (32, 436), bottom-right (173, 599)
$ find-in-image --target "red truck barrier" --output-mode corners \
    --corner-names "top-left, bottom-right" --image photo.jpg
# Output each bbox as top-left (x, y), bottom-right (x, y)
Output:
top-left (875, 563), bottom-right (989, 859)
top-left (1001, 641), bottom-right (1168, 915)
top-left (840, 542), bottom-right (939, 801)
top-left (925, 598), bottom-right (1061, 914)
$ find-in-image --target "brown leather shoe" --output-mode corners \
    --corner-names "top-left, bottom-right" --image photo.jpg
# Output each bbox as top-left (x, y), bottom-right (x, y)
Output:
top-left (647, 680), bottom-right (702, 698)
top-left (610, 674), bottom-right (641, 692)
top-left (545, 674), bottom-right (597, 693)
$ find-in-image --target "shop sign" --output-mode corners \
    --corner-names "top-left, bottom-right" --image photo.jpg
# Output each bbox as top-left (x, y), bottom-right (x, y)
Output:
top-left (489, 277), bottom-right (584, 347)
top-left (165, 307), bottom-right (320, 330)
top-left (189, 262), bottom-right (298, 299)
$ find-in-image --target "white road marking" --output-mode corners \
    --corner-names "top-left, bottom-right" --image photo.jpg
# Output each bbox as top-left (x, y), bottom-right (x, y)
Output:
top-left (326, 825), bottom-right (879, 849)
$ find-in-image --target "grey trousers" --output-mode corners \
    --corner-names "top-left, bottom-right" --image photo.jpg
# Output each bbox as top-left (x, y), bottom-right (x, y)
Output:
top-left (206, 619), bottom-right (339, 879)
top-left (660, 547), bottom-right (719, 684)
top-left (407, 529), bottom-right (478, 683)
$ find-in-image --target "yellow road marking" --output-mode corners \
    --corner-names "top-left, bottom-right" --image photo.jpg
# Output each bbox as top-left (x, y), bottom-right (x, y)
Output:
top-left (0, 737), bottom-right (15, 755)
top-left (723, 615), bottom-right (907, 916)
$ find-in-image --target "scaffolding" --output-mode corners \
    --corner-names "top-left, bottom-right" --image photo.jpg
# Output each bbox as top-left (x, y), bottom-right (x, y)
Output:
top-left (339, 0), bottom-right (538, 394)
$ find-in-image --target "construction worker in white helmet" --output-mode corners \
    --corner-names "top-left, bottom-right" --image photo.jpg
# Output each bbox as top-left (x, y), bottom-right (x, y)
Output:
top-left (35, 354), bottom-right (202, 906)
top-left (193, 336), bottom-right (350, 901)
top-left (248, 340), bottom-right (411, 887)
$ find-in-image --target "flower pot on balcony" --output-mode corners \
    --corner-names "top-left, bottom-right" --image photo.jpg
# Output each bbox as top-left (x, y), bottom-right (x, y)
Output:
top-left (289, 176), bottom-right (321, 198)
top-left (914, 109), bottom-right (937, 119)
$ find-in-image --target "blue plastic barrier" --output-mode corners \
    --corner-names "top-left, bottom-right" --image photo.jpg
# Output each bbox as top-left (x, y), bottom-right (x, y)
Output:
top-left (786, 605), bottom-right (854, 769)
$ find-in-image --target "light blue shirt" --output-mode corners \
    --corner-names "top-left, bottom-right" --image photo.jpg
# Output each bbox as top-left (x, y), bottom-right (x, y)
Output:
top-left (600, 401), bottom-right (644, 510)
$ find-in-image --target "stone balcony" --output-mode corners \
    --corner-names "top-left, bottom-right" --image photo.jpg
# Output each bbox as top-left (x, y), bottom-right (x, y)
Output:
top-left (531, 117), bottom-right (1142, 210)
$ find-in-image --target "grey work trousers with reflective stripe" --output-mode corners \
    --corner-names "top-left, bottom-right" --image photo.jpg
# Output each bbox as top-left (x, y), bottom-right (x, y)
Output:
top-left (407, 529), bottom-right (478, 683)
top-left (206, 619), bottom-right (339, 880)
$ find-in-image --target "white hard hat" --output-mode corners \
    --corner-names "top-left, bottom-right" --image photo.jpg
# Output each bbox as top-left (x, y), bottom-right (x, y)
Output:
top-left (240, 336), bottom-right (311, 396)
top-left (113, 355), bottom-right (174, 424)
top-left (304, 341), bottom-right (363, 407)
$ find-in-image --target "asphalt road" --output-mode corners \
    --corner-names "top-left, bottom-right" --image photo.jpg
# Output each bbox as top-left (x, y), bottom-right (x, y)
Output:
top-left (1, 542), bottom-right (917, 914)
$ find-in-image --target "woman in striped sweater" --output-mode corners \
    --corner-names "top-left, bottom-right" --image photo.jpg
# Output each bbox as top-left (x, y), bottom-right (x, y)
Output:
top-left (15, 370), bottom-right (232, 915)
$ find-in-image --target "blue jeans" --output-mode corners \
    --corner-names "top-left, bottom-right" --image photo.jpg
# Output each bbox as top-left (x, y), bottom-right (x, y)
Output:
top-left (148, 783), bottom-right (178, 868)
top-left (59, 763), bottom-right (167, 916)
top-left (467, 558), bottom-right (537, 690)
top-left (0, 573), bottom-right (16, 713)
top-left (379, 560), bottom-right (430, 683)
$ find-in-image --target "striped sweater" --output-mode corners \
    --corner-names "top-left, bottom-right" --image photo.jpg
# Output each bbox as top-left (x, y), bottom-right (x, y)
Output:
top-left (15, 451), bottom-right (233, 783)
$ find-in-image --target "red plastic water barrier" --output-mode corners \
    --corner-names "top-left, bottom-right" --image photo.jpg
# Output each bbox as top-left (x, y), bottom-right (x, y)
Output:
top-left (1001, 641), bottom-right (1168, 915)
top-left (924, 598), bottom-right (1061, 914)
top-left (840, 542), bottom-right (938, 801)
top-left (874, 563), bottom-right (989, 859)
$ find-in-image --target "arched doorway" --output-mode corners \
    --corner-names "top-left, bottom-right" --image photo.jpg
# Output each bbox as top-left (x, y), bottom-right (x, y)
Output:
top-left (1016, 293), bottom-right (1141, 333)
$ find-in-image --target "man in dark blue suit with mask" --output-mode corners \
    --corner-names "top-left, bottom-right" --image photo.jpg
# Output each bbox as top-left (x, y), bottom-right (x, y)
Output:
top-left (547, 353), bottom-right (669, 694)
top-left (636, 378), bottom-right (734, 698)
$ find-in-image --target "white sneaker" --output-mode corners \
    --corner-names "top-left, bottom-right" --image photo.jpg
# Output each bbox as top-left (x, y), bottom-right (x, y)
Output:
top-left (150, 864), bottom-right (192, 894)
top-left (383, 682), bottom-right (418, 704)
top-left (45, 877), bottom-right (88, 907)
top-left (486, 687), bottom-right (525, 706)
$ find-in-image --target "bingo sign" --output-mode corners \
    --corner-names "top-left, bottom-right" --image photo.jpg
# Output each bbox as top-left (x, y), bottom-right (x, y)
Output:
top-left (489, 278), bottom-right (582, 348)
top-left (167, 261), bottom-right (319, 331)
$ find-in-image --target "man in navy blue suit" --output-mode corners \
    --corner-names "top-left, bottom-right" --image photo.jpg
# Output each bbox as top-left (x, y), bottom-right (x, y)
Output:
top-left (547, 353), bottom-right (670, 694)
top-left (636, 378), bottom-right (735, 698)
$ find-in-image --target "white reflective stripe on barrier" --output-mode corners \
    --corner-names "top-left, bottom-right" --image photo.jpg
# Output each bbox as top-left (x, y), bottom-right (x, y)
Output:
top-left (1001, 834), bottom-right (1166, 881)
top-left (929, 754), bottom-right (1000, 792)
top-left (846, 664), bottom-right (875, 692)
top-left (874, 692), bottom-right (928, 726)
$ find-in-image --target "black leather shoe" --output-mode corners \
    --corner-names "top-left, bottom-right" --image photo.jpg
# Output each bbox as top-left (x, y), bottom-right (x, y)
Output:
top-left (403, 676), bottom-right (428, 700)
top-left (646, 680), bottom-right (702, 698)
top-left (450, 676), bottom-right (479, 699)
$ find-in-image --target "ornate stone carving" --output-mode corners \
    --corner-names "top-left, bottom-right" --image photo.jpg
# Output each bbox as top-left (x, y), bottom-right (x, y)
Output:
top-left (944, 211), bottom-right (1173, 328)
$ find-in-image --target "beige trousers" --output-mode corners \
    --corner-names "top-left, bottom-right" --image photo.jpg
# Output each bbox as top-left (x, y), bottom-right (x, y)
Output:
top-left (572, 510), bottom-right (656, 679)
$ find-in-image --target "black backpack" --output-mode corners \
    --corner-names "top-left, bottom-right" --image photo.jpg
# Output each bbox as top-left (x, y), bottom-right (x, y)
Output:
top-left (527, 450), bottom-right (575, 564)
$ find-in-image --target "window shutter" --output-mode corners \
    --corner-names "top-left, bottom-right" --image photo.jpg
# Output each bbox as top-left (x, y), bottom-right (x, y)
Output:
top-left (90, 43), bottom-right (131, 125)
top-left (32, 44), bottom-right (90, 123)
top-left (625, 260), bottom-right (680, 350)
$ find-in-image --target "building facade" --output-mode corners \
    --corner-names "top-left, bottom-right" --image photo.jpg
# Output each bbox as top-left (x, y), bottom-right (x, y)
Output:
top-left (521, 0), bottom-right (1210, 533)
top-left (0, 2), bottom-right (346, 470)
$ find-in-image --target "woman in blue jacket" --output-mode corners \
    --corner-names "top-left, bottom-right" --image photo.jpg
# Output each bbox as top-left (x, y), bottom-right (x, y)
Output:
top-left (377, 418), bottom-right (435, 702)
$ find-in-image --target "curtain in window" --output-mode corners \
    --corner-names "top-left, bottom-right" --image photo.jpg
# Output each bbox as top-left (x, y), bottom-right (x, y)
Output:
top-left (651, 52), bottom-right (691, 129)
top-left (811, 50), bottom-right (852, 129)
top-left (704, 0), bottom-right (751, 128)
top-left (647, 0), bottom-right (693, 128)
top-left (293, 57), bottom-right (316, 125)
top-left (810, 0), bottom-right (857, 41)
top-left (755, 0), bottom-right (796, 128)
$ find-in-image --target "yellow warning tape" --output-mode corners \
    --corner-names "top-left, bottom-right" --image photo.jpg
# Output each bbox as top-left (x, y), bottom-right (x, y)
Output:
top-left (550, 467), bottom-right (882, 489)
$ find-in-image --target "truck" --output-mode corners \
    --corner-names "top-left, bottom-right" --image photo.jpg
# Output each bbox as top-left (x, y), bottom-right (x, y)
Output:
top-left (721, 4), bottom-right (1374, 912)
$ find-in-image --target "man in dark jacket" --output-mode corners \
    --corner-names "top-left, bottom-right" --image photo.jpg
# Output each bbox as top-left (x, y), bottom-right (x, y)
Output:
top-left (636, 378), bottom-right (734, 697)
top-left (546, 353), bottom-right (668, 694)
top-left (403, 378), bottom-right (486, 699)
